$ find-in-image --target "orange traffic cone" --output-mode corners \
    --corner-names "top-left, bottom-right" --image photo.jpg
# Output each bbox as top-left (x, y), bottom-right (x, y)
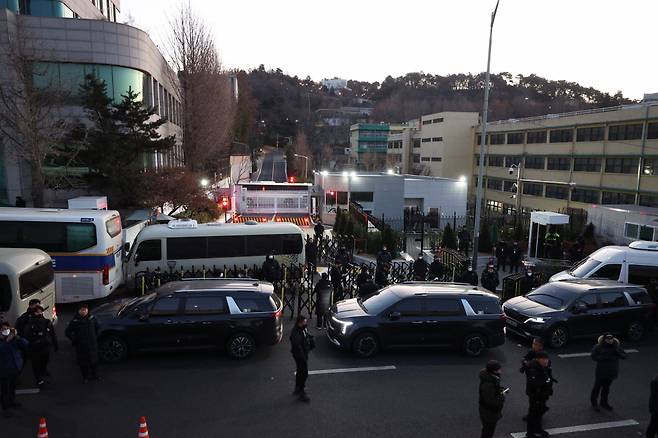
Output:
top-left (37, 417), bottom-right (48, 438)
top-left (138, 416), bottom-right (150, 438)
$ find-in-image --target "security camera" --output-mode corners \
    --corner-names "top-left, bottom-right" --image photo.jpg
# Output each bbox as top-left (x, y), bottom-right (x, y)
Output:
top-left (508, 167), bottom-right (515, 175)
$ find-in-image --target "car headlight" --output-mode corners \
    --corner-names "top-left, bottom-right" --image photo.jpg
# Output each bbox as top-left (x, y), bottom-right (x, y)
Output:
top-left (331, 316), bottom-right (353, 334)
top-left (524, 316), bottom-right (551, 324)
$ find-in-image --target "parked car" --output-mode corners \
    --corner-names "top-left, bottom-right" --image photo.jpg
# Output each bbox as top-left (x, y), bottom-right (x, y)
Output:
top-left (503, 280), bottom-right (655, 348)
top-left (326, 282), bottom-right (505, 358)
top-left (93, 279), bottom-right (283, 362)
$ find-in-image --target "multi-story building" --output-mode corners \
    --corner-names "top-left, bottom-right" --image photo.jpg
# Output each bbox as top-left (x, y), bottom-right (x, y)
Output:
top-left (350, 123), bottom-right (405, 171)
top-left (386, 112), bottom-right (479, 182)
top-left (0, 0), bottom-right (183, 206)
top-left (472, 101), bottom-right (658, 216)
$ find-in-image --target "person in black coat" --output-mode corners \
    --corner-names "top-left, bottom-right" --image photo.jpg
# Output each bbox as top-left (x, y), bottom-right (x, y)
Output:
top-left (14, 298), bottom-right (41, 337)
top-left (525, 351), bottom-right (553, 438)
top-left (305, 237), bottom-right (318, 273)
top-left (457, 266), bottom-right (479, 286)
top-left (481, 264), bottom-right (499, 293)
top-left (507, 242), bottom-right (522, 273)
top-left (374, 262), bottom-right (390, 287)
top-left (290, 315), bottom-right (313, 402)
top-left (648, 375), bottom-right (658, 438)
top-left (314, 274), bottom-right (332, 329)
top-left (429, 255), bottom-right (446, 281)
top-left (520, 339), bottom-right (557, 420)
top-left (376, 246), bottom-right (393, 266)
top-left (521, 269), bottom-right (538, 295)
top-left (314, 221), bottom-right (325, 242)
top-left (495, 241), bottom-right (507, 272)
top-left (479, 360), bottom-right (506, 438)
top-left (590, 334), bottom-right (627, 411)
top-left (24, 306), bottom-right (58, 387)
top-left (262, 253), bottom-right (281, 284)
top-left (65, 304), bottom-right (100, 382)
top-left (330, 263), bottom-right (344, 300)
top-left (413, 254), bottom-right (428, 280)
top-left (355, 266), bottom-right (371, 290)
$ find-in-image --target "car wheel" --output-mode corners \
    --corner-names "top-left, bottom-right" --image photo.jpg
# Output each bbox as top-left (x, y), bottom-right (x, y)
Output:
top-left (626, 321), bottom-right (645, 342)
top-left (352, 332), bottom-right (379, 358)
top-left (462, 333), bottom-right (487, 357)
top-left (227, 333), bottom-right (255, 360)
top-left (547, 326), bottom-right (569, 349)
top-left (98, 335), bottom-right (128, 363)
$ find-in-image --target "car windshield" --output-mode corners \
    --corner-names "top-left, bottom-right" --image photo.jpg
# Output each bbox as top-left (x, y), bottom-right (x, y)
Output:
top-left (360, 289), bottom-right (400, 315)
top-left (526, 285), bottom-right (576, 310)
top-left (569, 258), bottom-right (601, 277)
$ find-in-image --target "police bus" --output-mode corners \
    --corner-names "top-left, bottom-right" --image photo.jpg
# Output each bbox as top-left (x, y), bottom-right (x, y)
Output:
top-left (0, 208), bottom-right (124, 303)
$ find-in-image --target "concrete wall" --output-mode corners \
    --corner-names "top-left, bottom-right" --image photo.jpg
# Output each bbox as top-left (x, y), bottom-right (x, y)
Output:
top-left (404, 176), bottom-right (468, 217)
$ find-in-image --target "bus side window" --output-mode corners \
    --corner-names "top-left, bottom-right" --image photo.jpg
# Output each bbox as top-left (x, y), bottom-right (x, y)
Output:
top-left (136, 240), bottom-right (162, 263)
top-left (0, 275), bottom-right (11, 313)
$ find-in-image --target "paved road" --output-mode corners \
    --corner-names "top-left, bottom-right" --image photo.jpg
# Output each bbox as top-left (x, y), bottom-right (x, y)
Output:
top-left (258, 150), bottom-right (287, 182)
top-left (4, 305), bottom-right (656, 438)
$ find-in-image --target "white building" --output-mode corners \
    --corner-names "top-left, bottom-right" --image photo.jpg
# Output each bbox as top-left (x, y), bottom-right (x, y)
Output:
top-left (321, 77), bottom-right (348, 90)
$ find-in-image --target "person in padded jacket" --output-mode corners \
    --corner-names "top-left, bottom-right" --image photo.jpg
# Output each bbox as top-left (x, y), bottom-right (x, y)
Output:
top-left (478, 360), bottom-right (506, 438)
top-left (590, 333), bottom-right (627, 411)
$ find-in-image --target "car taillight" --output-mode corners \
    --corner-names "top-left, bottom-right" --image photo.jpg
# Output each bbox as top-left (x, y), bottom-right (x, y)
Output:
top-left (52, 305), bottom-right (57, 319)
top-left (499, 314), bottom-right (507, 321)
top-left (102, 265), bottom-right (110, 285)
top-left (273, 309), bottom-right (282, 318)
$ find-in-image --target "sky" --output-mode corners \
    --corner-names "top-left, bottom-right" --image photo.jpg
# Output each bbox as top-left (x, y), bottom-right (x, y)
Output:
top-left (121, 0), bottom-right (657, 100)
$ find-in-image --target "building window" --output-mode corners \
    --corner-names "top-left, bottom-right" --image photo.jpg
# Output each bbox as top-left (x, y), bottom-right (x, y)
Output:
top-left (525, 156), bottom-right (545, 169)
top-left (624, 223), bottom-right (656, 240)
top-left (488, 156), bottom-right (504, 167)
top-left (573, 157), bottom-right (602, 172)
top-left (639, 194), bottom-right (658, 208)
top-left (432, 118), bottom-right (444, 123)
top-left (350, 192), bottom-right (374, 202)
top-left (571, 188), bottom-right (599, 204)
top-left (507, 132), bottom-right (524, 144)
top-left (602, 191), bottom-right (636, 205)
top-left (503, 180), bottom-right (516, 193)
top-left (550, 129), bottom-right (574, 143)
top-left (505, 156), bottom-right (522, 168)
top-left (522, 182), bottom-right (543, 197)
top-left (527, 131), bottom-right (547, 144)
top-left (431, 137), bottom-right (443, 142)
top-left (421, 138), bottom-right (431, 143)
top-left (489, 133), bottom-right (505, 145)
top-left (547, 157), bottom-right (571, 171)
top-left (576, 126), bottom-right (605, 142)
top-left (430, 157), bottom-right (442, 162)
top-left (608, 123), bottom-right (644, 141)
top-left (648, 123), bottom-right (658, 140)
top-left (413, 139), bottom-right (421, 148)
top-left (605, 157), bottom-right (639, 174)
top-left (545, 185), bottom-right (568, 200)
top-left (643, 158), bottom-right (658, 176)
top-left (487, 179), bottom-right (503, 191)
top-left (422, 120), bottom-right (432, 125)
top-left (421, 157), bottom-right (430, 162)
top-left (486, 200), bottom-right (503, 212)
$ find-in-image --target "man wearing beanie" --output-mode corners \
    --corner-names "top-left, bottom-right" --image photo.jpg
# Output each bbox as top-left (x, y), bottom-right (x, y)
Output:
top-left (479, 360), bottom-right (506, 438)
top-left (525, 351), bottom-right (553, 437)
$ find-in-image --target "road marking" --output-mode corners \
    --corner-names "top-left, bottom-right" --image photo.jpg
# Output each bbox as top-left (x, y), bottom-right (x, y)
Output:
top-left (510, 419), bottom-right (639, 437)
top-left (558, 349), bottom-right (639, 359)
top-left (16, 388), bottom-right (40, 395)
top-left (307, 365), bottom-right (397, 375)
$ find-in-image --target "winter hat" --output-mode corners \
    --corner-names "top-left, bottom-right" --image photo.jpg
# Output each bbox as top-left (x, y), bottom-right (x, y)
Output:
top-left (486, 360), bottom-right (502, 372)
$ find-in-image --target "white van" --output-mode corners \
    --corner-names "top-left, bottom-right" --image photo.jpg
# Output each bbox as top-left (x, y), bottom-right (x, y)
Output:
top-left (125, 220), bottom-right (305, 286)
top-left (0, 248), bottom-right (57, 326)
top-left (550, 241), bottom-right (658, 289)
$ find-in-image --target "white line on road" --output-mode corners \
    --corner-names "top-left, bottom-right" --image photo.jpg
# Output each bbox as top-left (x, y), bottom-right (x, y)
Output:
top-left (16, 388), bottom-right (40, 395)
top-left (307, 365), bottom-right (397, 375)
top-left (558, 349), bottom-right (639, 359)
top-left (510, 419), bottom-right (639, 438)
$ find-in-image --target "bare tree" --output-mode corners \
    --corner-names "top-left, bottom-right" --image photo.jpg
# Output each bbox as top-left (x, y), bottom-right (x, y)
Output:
top-left (165, 3), bottom-right (236, 173)
top-left (0, 23), bottom-right (68, 207)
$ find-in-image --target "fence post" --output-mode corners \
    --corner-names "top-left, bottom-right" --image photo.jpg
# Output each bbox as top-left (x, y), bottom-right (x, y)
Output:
top-left (453, 211), bottom-right (457, 230)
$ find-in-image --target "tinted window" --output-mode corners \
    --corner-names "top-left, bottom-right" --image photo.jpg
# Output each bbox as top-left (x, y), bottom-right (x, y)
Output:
top-left (576, 294), bottom-right (598, 310)
top-left (391, 298), bottom-right (423, 316)
top-left (628, 290), bottom-right (652, 305)
top-left (184, 296), bottom-right (226, 315)
top-left (361, 290), bottom-right (401, 315)
top-left (0, 275), bottom-right (10, 312)
top-left (19, 263), bottom-right (54, 300)
top-left (207, 236), bottom-right (245, 258)
top-left (167, 237), bottom-right (207, 260)
top-left (466, 296), bottom-right (502, 315)
top-left (150, 296), bottom-right (180, 316)
top-left (599, 292), bottom-right (627, 308)
top-left (570, 258), bottom-right (601, 277)
top-left (136, 240), bottom-right (162, 262)
top-left (628, 265), bottom-right (658, 286)
top-left (425, 298), bottom-right (464, 316)
top-left (591, 264), bottom-right (622, 280)
top-left (0, 221), bottom-right (97, 253)
top-left (233, 296), bottom-right (276, 313)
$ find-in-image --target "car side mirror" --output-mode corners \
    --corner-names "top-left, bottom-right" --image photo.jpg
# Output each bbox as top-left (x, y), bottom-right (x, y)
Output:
top-left (573, 302), bottom-right (587, 314)
top-left (389, 311), bottom-right (401, 321)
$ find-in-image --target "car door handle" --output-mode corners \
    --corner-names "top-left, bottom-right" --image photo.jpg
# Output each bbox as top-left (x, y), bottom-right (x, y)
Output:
top-left (181, 320), bottom-right (195, 324)
top-left (426, 320), bottom-right (439, 324)
top-left (411, 321), bottom-right (424, 324)
top-left (201, 321), bottom-right (212, 325)
top-left (165, 320), bottom-right (177, 325)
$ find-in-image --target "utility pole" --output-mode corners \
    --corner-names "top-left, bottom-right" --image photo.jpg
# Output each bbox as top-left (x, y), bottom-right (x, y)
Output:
top-left (472, 0), bottom-right (500, 271)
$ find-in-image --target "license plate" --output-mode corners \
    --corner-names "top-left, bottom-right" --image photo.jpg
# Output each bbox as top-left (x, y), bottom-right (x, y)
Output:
top-left (507, 319), bottom-right (518, 327)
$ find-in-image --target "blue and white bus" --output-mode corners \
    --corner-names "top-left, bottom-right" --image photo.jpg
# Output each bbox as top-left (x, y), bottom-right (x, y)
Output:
top-left (0, 208), bottom-right (124, 303)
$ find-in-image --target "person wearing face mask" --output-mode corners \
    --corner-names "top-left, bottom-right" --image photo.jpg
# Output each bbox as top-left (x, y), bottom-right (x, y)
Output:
top-left (290, 315), bottom-right (314, 402)
top-left (521, 269), bottom-right (537, 295)
top-left (65, 304), bottom-right (100, 383)
top-left (590, 333), bottom-right (627, 411)
top-left (14, 299), bottom-right (41, 337)
top-left (0, 322), bottom-right (28, 417)
top-left (413, 254), bottom-right (429, 281)
top-left (24, 305), bottom-right (58, 387)
top-left (261, 252), bottom-right (281, 284)
top-left (457, 264), bottom-right (479, 286)
top-left (481, 264), bottom-right (500, 293)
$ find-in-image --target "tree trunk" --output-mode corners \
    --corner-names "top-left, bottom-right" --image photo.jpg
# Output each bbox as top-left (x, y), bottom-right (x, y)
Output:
top-left (29, 161), bottom-right (45, 207)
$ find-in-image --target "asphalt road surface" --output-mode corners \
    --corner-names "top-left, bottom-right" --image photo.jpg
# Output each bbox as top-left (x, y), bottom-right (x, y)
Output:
top-left (258, 150), bottom-right (287, 183)
top-left (5, 305), bottom-right (657, 438)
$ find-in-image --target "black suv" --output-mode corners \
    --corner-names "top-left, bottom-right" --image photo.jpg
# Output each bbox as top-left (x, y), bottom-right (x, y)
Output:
top-left (503, 280), bottom-right (655, 348)
top-left (93, 279), bottom-right (283, 362)
top-left (326, 282), bottom-right (505, 357)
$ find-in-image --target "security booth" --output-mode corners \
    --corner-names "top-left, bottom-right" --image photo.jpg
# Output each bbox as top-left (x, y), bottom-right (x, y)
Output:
top-left (527, 211), bottom-right (570, 260)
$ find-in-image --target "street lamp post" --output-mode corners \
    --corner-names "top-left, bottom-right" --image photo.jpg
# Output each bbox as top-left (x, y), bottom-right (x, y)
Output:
top-left (472, 0), bottom-right (500, 271)
top-left (294, 154), bottom-right (309, 180)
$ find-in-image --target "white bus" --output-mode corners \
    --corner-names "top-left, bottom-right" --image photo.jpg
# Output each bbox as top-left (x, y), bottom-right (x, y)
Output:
top-left (0, 208), bottom-right (124, 303)
top-left (0, 248), bottom-right (57, 325)
top-left (125, 220), bottom-right (305, 285)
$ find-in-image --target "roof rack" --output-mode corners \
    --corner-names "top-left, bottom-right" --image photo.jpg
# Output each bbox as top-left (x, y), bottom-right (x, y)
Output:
top-left (180, 277), bottom-right (260, 283)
